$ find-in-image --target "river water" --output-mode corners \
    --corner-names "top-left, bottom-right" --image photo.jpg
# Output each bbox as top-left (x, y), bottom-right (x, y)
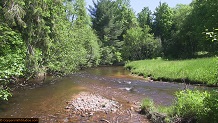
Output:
top-left (0, 66), bottom-right (210, 122)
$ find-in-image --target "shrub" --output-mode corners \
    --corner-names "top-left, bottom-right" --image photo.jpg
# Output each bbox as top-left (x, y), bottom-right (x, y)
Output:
top-left (140, 90), bottom-right (218, 123)
top-left (0, 24), bottom-right (25, 101)
top-left (171, 90), bottom-right (209, 122)
top-left (203, 91), bottom-right (218, 122)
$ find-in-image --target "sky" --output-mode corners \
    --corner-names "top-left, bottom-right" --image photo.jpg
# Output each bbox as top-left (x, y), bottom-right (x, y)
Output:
top-left (85, 0), bottom-right (192, 14)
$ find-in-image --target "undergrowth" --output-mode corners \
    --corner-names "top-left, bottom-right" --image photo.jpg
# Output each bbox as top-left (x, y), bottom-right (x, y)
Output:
top-left (140, 90), bottom-right (218, 123)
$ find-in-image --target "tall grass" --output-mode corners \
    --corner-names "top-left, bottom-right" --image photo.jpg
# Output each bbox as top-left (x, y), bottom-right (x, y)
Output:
top-left (125, 57), bottom-right (218, 86)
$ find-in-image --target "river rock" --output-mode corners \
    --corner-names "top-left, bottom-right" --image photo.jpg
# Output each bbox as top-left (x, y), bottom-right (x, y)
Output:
top-left (66, 92), bottom-right (120, 117)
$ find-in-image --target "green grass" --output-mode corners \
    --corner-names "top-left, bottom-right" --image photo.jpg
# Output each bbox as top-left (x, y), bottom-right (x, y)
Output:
top-left (141, 98), bottom-right (171, 115)
top-left (125, 57), bottom-right (218, 86)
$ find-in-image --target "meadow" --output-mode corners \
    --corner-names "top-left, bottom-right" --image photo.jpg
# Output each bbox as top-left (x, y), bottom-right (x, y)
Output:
top-left (125, 57), bottom-right (218, 86)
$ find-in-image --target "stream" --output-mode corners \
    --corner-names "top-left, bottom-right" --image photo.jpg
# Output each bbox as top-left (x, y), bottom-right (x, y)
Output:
top-left (0, 66), bottom-right (211, 122)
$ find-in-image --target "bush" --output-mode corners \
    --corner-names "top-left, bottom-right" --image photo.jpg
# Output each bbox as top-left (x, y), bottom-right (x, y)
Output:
top-left (171, 90), bottom-right (209, 122)
top-left (203, 91), bottom-right (218, 122)
top-left (0, 24), bottom-right (25, 101)
top-left (140, 90), bottom-right (218, 123)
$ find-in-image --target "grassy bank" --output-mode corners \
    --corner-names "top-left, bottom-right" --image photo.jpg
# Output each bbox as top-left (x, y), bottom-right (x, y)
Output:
top-left (125, 57), bottom-right (218, 86)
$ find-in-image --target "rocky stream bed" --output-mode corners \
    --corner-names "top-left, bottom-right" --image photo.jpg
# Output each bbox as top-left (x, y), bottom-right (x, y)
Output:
top-left (63, 82), bottom-right (150, 123)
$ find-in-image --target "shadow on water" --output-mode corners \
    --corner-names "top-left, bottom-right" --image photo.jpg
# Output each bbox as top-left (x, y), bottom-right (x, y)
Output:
top-left (0, 66), bottom-right (214, 121)
top-left (0, 77), bottom-right (86, 120)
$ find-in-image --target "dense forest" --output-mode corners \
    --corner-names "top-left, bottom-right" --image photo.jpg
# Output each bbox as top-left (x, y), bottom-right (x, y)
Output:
top-left (0, 0), bottom-right (217, 101)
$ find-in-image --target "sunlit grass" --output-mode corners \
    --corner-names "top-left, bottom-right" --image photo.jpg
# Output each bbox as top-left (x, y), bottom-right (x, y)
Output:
top-left (125, 57), bottom-right (218, 86)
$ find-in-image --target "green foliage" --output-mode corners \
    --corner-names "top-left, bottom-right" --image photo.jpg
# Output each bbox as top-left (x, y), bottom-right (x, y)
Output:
top-left (176, 0), bottom-right (218, 57)
top-left (1, 0), bottom-right (100, 76)
top-left (137, 7), bottom-right (152, 29)
top-left (21, 0), bottom-right (53, 75)
top-left (81, 28), bottom-right (101, 67)
top-left (0, 23), bottom-right (25, 100)
top-left (48, 21), bottom-right (85, 73)
top-left (205, 28), bottom-right (218, 42)
top-left (164, 4), bottom-right (192, 58)
top-left (122, 26), bottom-right (161, 60)
top-left (141, 98), bottom-right (155, 111)
top-left (172, 90), bottom-right (209, 120)
top-left (153, 2), bottom-right (173, 40)
top-left (100, 46), bottom-right (122, 65)
top-left (140, 90), bottom-right (218, 123)
top-left (2, 0), bottom-right (26, 27)
top-left (170, 90), bottom-right (218, 122)
top-left (89, 0), bottom-right (138, 64)
top-left (141, 98), bottom-right (173, 123)
top-left (48, 0), bottom-right (100, 73)
top-left (0, 88), bottom-right (12, 101)
top-left (70, 0), bottom-right (100, 68)
top-left (203, 91), bottom-right (218, 122)
top-left (125, 57), bottom-right (217, 85)
top-left (153, 2), bottom-right (174, 58)
top-left (149, 0), bottom-right (218, 58)
top-left (172, 4), bottom-right (192, 31)
top-left (0, 0), bottom-right (100, 101)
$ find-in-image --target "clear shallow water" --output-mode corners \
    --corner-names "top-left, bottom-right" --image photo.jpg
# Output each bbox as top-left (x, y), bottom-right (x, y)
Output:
top-left (79, 66), bottom-right (211, 105)
top-left (0, 66), bottom-right (212, 121)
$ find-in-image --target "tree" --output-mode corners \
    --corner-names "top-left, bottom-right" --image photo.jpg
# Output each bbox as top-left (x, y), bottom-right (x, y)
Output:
top-left (0, 0), bottom-right (26, 100)
top-left (89, 0), bottom-right (138, 64)
top-left (137, 7), bottom-right (152, 29)
top-left (190, 0), bottom-right (218, 53)
top-left (0, 0), bottom-right (100, 100)
top-left (153, 2), bottom-right (173, 40)
top-left (153, 2), bottom-right (173, 57)
top-left (175, 0), bottom-right (218, 58)
top-left (164, 4), bottom-right (192, 58)
top-left (48, 0), bottom-right (100, 73)
top-left (1, 0), bottom-right (26, 27)
top-left (122, 26), bottom-right (161, 60)
top-left (21, 0), bottom-right (53, 76)
top-left (72, 0), bottom-right (100, 67)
